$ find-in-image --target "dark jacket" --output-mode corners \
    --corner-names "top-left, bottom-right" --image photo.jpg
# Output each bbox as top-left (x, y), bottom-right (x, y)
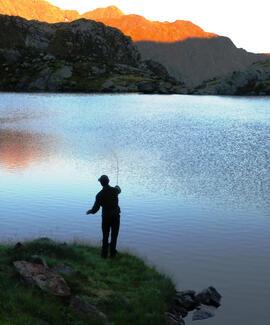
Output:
top-left (91, 185), bottom-right (121, 216)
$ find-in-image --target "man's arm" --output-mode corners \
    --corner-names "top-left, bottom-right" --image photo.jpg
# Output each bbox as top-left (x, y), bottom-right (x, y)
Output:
top-left (86, 194), bottom-right (101, 215)
top-left (115, 185), bottom-right (121, 194)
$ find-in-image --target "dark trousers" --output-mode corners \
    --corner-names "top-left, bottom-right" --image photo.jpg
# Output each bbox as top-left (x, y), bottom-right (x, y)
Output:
top-left (102, 213), bottom-right (120, 257)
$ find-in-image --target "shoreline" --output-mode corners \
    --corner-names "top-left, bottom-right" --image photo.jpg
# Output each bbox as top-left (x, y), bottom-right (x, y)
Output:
top-left (0, 90), bottom-right (269, 97)
top-left (0, 238), bottom-right (222, 324)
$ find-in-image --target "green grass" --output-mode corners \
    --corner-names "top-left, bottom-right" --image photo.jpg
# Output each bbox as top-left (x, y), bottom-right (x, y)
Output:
top-left (0, 238), bottom-right (175, 324)
top-left (256, 59), bottom-right (270, 68)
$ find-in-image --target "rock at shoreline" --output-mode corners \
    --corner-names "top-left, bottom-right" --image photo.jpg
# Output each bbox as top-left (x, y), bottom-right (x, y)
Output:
top-left (13, 260), bottom-right (71, 296)
top-left (165, 311), bottom-right (185, 325)
top-left (192, 306), bottom-right (216, 321)
top-left (168, 287), bottom-right (222, 323)
top-left (195, 286), bottom-right (222, 308)
top-left (175, 290), bottom-right (198, 311)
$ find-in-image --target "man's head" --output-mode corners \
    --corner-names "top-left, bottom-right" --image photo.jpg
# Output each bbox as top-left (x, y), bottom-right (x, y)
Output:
top-left (98, 175), bottom-right (110, 186)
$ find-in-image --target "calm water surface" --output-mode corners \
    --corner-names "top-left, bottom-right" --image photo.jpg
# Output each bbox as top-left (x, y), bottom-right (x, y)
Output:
top-left (0, 93), bottom-right (269, 324)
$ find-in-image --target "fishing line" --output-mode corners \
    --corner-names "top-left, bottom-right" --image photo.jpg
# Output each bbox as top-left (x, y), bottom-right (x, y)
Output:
top-left (110, 149), bottom-right (119, 186)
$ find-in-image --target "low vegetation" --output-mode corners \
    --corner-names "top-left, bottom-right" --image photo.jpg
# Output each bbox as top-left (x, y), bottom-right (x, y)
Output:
top-left (0, 238), bottom-right (175, 324)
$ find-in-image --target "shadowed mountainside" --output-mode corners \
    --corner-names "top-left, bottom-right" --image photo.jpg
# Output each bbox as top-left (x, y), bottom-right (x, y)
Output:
top-left (137, 38), bottom-right (266, 86)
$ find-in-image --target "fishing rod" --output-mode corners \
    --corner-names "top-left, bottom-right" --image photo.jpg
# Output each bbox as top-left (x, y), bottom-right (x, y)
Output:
top-left (111, 150), bottom-right (119, 185)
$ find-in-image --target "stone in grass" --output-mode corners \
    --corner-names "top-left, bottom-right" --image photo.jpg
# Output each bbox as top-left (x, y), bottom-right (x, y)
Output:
top-left (192, 305), bottom-right (216, 321)
top-left (29, 255), bottom-right (48, 268)
top-left (13, 261), bottom-right (71, 297)
top-left (52, 264), bottom-right (75, 275)
top-left (195, 287), bottom-right (222, 308)
top-left (71, 295), bottom-right (109, 323)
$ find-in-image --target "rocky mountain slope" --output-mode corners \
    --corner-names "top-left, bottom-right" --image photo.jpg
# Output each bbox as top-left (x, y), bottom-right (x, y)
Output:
top-left (192, 59), bottom-right (270, 95)
top-left (0, 15), bottom-right (181, 93)
top-left (81, 8), bottom-right (267, 86)
top-left (0, 0), bottom-right (268, 93)
top-left (0, 0), bottom-right (267, 87)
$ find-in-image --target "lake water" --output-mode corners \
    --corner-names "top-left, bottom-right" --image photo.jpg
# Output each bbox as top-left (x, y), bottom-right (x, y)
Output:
top-left (0, 93), bottom-right (269, 324)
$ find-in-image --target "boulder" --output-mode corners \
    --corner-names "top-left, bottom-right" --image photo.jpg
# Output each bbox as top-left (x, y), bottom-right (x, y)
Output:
top-left (141, 60), bottom-right (172, 80)
top-left (101, 79), bottom-right (114, 90)
top-left (52, 66), bottom-right (73, 79)
top-left (192, 306), bottom-right (216, 321)
top-left (137, 81), bottom-right (158, 93)
top-left (28, 255), bottom-right (48, 268)
top-left (165, 312), bottom-right (185, 325)
top-left (177, 290), bottom-right (196, 297)
top-left (52, 264), bottom-right (75, 275)
top-left (43, 54), bottom-right (55, 61)
top-left (91, 66), bottom-right (106, 75)
top-left (175, 290), bottom-right (198, 311)
top-left (13, 261), bottom-right (71, 296)
top-left (0, 49), bottom-right (21, 63)
top-left (165, 313), bottom-right (184, 325)
top-left (70, 295), bottom-right (108, 323)
top-left (168, 287), bottom-right (222, 322)
top-left (170, 304), bottom-right (188, 318)
top-left (195, 286), bottom-right (222, 308)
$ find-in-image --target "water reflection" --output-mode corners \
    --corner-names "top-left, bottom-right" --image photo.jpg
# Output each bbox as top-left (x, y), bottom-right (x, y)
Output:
top-left (0, 129), bottom-right (55, 171)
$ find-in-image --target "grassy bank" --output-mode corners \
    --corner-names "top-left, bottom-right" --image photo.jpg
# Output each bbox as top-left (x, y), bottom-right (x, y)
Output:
top-left (0, 238), bottom-right (175, 324)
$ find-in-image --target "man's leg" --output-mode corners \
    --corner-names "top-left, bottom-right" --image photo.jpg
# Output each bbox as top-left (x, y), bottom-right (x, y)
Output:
top-left (102, 216), bottom-right (110, 258)
top-left (110, 214), bottom-right (120, 257)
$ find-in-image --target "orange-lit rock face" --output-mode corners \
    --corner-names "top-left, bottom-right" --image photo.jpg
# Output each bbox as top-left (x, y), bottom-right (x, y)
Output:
top-left (0, 130), bottom-right (52, 171)
top-left (83, 6), bottom-right (124, 20)
top-left (93, 16), bottom-right (217, 42)
top-left (0, 1), bottom-right (216, 42)
top-left (0, 0), bottom-right (80, 23)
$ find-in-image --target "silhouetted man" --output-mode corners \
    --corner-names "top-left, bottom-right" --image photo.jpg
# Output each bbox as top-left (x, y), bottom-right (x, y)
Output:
top-left (86, 175), bottom-right (121, 258)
